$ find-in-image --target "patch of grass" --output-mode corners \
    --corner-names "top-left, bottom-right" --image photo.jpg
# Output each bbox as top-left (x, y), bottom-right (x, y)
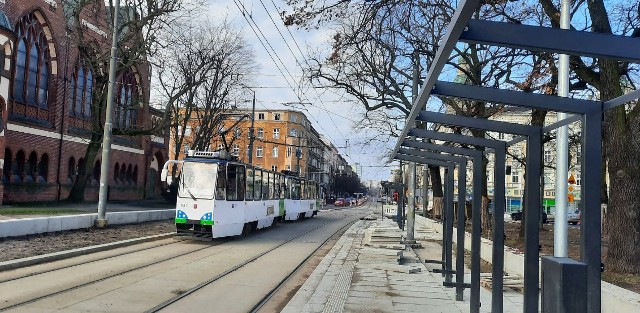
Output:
top-left (0, 208), bottom-right (84, 215)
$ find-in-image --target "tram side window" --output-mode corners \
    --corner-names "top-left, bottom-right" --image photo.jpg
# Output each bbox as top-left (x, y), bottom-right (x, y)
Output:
top-left (302, 181), bottom-right (307, 200)
top-left (216, 164), bottom-right (226, 200)
top-left (262, 171), bottom-right (269, 200)
top-left (274, 174), bottom-right (280, 199)
top-left (226, 164), bottom-right (245, 201)
top-left (254, 169), bottom-right (263, 200)
top-left (283, 177), bottom-right (290, 199)
top-left (246, 168), bottom-right (254, 200)
top-left (269, 173), bottom-right (276, 200)
top-left (291, 179), bottom-right (301, 200)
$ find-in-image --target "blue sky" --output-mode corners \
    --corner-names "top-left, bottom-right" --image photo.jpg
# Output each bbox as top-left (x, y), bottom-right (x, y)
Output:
top-left (204, 0), bottom-right (397, 183)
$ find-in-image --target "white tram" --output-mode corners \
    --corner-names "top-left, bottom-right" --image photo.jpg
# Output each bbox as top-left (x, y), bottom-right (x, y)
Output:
top-left (160, 151), bottom-right (320, 239)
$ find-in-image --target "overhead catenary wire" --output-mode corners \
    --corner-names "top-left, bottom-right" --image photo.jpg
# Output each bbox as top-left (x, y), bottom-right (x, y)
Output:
top-left (233, 0), bottom-right (341, 144)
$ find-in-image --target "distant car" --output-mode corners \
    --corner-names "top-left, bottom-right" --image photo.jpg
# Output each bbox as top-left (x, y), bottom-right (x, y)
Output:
top-left (510, 210), bottom-right (548, 223)
top-left (568, 210), bottom-right (580, 225)
top-left (345, 197), bottom-right (353, 205)
top-left (335, 198), bottom-right (345, 206)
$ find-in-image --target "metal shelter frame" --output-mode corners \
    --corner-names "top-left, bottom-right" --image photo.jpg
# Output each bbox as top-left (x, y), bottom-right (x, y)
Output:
top-left (390, 0), bottom-right (640, 312)
top-left (397, 151), bottom-right (467, 294)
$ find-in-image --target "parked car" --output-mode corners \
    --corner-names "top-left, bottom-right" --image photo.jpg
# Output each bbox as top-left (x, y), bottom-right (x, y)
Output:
top-left (567, 210), bottom-right (580, 225)
top-left (510, 210), bottom-right (548, 223)
top-left (545, 210), bottom-right (580, 224)
top-left (334, 198), bottom-right (345, 206)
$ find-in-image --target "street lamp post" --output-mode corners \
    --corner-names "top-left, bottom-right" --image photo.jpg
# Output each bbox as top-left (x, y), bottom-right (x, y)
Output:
top-left (96, 0), bottom-right (121, 228)
top-left (247, 90), bottom-right (256, 165)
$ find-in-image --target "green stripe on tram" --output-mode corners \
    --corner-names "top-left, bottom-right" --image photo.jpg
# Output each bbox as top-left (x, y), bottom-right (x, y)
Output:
top-left (200, 220), bottom-right (214, 226)
top-left (175, 218), bottom-right (187, 224)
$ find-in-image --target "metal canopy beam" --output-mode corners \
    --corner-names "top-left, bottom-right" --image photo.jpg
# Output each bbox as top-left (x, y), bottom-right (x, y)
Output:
top-left (390, 0), bottom-right (481, 160)
top-left (432, 81), bottom-right (600, 114)
top-left (604, 88), bottom-right (640, 110)
top-left (460, 19), bottom-right (640, 63)
top-left (398, 148), bottom-right (467, 164)
top-left (417, 111), bottom-right (539, 136)
top-left (408, 128), bottom-right (506, 149)
top-left (402, 139), bottom-right (483, 157)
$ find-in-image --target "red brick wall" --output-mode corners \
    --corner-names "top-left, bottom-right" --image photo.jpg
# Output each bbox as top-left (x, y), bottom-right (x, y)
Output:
top-left (0, 1), bottom-right (168, 204)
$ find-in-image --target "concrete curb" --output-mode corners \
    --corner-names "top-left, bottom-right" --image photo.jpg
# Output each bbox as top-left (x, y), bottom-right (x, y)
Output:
top-left (0, 232), bottom-right (175, 272)
top-left (0, 209), bottom-right (175, 238)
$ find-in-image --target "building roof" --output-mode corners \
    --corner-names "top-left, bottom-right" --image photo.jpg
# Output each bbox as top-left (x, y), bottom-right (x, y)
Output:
top-left (0, 10), bottom-right (12, 32)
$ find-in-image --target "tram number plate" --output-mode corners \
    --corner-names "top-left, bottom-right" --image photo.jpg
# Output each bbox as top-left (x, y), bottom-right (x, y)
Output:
top-left (267, 205), bottom-right (274, 215)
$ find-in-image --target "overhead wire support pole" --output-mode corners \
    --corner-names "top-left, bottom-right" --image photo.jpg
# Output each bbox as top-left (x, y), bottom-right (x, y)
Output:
top-left (405, 50), bottom-right (420, 244)
top-left (96, 0), bottom-right (121, 228)
top-left (554, 0), bottom-right (571, 258)
top-left (248, 90), bottom-right (256, 165)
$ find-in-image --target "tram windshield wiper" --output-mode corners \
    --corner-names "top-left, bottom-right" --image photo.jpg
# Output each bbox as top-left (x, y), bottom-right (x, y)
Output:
top-left (187, 188), bottom-right (197, 200)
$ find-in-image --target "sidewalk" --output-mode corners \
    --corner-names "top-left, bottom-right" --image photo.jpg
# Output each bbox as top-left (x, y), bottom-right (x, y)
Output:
top-left (282, 215), bottom-right (470, 313)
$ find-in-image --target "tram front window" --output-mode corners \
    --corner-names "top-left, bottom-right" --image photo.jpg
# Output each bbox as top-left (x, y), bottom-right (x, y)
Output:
top-left (179, 162), bottom-right (217, 200)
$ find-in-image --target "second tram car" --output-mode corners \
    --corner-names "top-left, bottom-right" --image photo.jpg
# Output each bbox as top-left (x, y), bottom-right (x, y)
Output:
top-left (161, 151), bottom-right (320, 239)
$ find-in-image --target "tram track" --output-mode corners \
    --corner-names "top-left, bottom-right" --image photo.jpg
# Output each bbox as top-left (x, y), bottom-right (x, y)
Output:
top-left (0, 236), bottom-right (186, 284)
top-left (0, 207), bottom-right (369, 312)
top-left (0, 239), bottom-right (224, 312)
top-left (144, 210), bottom-right (361, 313)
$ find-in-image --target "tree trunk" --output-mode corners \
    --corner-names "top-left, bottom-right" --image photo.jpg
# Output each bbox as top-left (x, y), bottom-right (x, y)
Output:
top-left (66, 133), bottom-right (103, 202)
top-left (519, 109), bottom-right (548, 238)
top-left (481, 196), bottom-right (491, 237)
top-left (429, 165), bottom-right (443, 220)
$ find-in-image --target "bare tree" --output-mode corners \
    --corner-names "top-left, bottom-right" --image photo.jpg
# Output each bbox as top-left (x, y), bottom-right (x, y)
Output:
top-left (64, 0), bottom-right (202, 202)
top-left (283, 0), bottom-right (545, 230)
top-left (539, 0), bottom-right (640, 274)
top-left (156, 20), bottom-right (256, 179)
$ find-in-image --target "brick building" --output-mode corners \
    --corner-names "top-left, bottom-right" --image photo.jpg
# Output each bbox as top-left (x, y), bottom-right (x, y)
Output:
top-left (169, 109), bottom-right (346, 183)
top-left (0, 1), bottom-right (168, 204)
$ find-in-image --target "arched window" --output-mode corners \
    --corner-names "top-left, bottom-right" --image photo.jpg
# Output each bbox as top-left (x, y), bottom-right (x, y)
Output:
top-left (114, 163), bottom-right (120, 183)
top-left (13, 13), bottom-right (50, 108)
top-left (116, 70), bottom-right (138, 128)
top-left (38, 153), bottom-right (48, 183)
top-left (13, 40), bottom-right (26, 103)
top-left (68, 157), bottom-right (76, 183)
top-left (3, 148), bottom-right (12, 183)
top-left (15, 150), bottom-right (25, 181)
top-left (126, 164), bottom-right (132, 183)
top-left (119, 164), bottom-right (126, 183)
top-left (74, 67), bottom-right (84, 115)
top-left (71, 61), bottom-right (93, 118)
top-left (27, 151), bottom-right (37, 182)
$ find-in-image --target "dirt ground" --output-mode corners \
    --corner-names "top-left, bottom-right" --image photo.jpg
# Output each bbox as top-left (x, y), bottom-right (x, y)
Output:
top-left (0, 220), bottom-right (175, 262)
top-left (501, 222), bottom-right (640, 294)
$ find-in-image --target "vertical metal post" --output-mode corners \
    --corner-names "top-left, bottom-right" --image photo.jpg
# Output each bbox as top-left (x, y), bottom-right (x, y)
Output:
top-left (407, 162), bottom-right (416, 242)
top-left (423, 166), bottom-right (430, 217)
top-left (248, 90), bottom-right (256, 165)
top-left (524, 131), bottom-right (543, 313)
top-left (492, 148), bottom-right (506, 313)
top-left (445, 165), bottom-right (455, 283)
top-left (582, 111), bottom-right (602, 313)
top-left (554, 0), bottom-right (571, 257)
top-left (96, 0), bottom-right (121, 227)
top-left (471, 155), bottom-right (482, 313)
top-left (456, 160), bottom-right (467, 301)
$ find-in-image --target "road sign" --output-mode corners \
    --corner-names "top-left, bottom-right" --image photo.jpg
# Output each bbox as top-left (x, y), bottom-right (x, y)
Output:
top-left (568, 185), bottom-right (574, 192)
top-left (568, 174), bottom-right (576, 184)
top-left (568, 194), bottom-right (575, 203)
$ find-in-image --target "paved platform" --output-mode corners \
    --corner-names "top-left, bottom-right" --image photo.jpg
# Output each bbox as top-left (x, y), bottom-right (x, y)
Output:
top-left (283, 216), bottom-right (471, 313)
